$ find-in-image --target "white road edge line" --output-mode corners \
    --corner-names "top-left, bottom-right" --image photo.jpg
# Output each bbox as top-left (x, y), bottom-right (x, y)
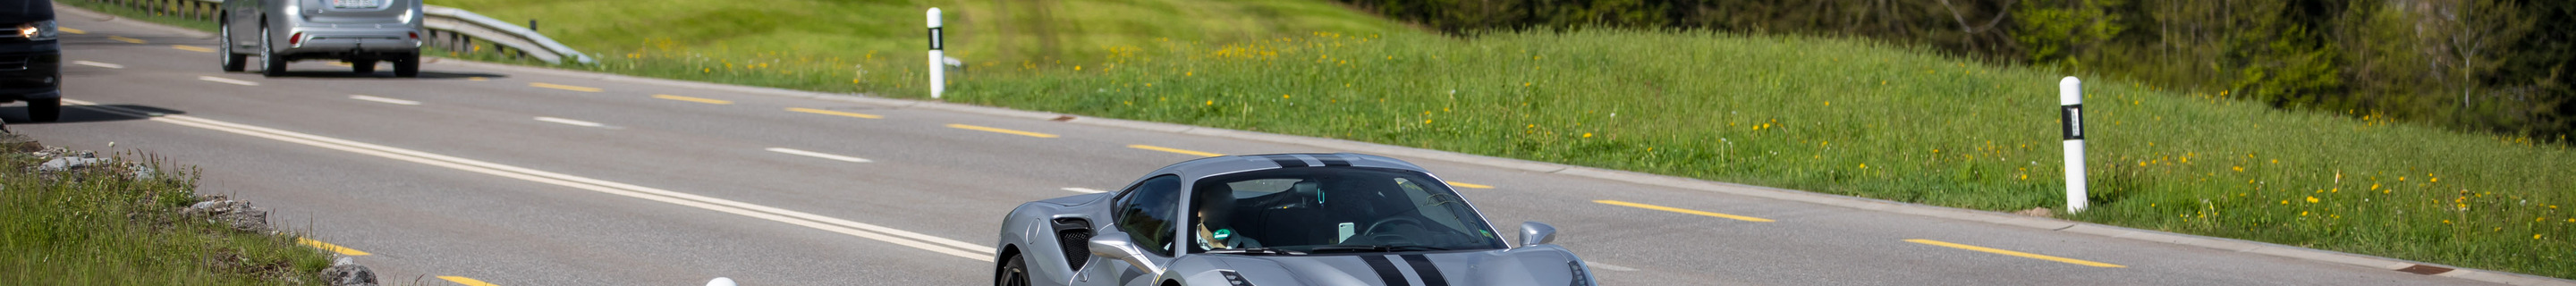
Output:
top-left (533, 116), bottom-right (607, 128)
top-left (348, 95), bottom-right (421, 105)
top-left (73, 61), bottom-right (124, 69)
top-left (1061, 188), bottom-right (1106, 194)
top-left (58, 99), bottom-right (996, 262)
top-left (198, 76), bottom-right (258, 86)
top-left (1585, 261), bottom-right (1640, 272)
top-left (765, 147), bottom-right (873, 163)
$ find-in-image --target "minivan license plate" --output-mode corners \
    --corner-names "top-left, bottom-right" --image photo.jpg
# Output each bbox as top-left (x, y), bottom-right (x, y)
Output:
top-left (331, 0), bottom-right (380, 9)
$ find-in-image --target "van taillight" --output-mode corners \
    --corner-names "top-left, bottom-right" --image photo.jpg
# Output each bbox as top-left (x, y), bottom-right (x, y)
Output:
top-left (288, 32), bottom-right (305, 46)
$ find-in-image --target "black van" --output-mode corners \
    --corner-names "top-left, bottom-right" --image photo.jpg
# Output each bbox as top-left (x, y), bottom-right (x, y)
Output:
top-left (2, 0), bottom-right (60, 122)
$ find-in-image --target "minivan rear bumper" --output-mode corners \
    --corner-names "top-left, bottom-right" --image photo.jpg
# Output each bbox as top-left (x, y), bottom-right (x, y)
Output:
top-left (278, 27), bottom-right (419, 59)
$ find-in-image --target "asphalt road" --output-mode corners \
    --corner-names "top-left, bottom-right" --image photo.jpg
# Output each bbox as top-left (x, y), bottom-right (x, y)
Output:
top-left (16, 7), bottom-right (2511, 286)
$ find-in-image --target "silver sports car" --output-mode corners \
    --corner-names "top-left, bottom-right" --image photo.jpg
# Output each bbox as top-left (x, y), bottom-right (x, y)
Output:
top-left (995, 153), bottom-right (1594, 286)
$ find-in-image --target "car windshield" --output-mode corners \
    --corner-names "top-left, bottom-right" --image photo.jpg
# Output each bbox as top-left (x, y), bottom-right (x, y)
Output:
top-left (1184, 166), bottom-right (1506, 254)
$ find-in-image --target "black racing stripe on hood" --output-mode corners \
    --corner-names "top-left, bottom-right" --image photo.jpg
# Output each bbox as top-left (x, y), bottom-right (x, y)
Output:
top-left (1359, 255), bottom-right (1410, 286)
top-left (1314, 155), bottom-right (1352, 166)
top-left (1259, 155), bottom-right (1309, 168)
top-left (1401, 255), bottom-right (1450, 286)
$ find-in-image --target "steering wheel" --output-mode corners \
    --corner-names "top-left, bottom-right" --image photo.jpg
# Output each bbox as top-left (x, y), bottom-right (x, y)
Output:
top-left (1360, 216), bottom-right (1428, 239)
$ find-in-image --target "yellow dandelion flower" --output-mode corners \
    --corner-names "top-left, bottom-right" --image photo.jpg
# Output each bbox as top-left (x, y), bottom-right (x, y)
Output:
top-left (1075, 65), bottom-right (1082, 71)
top-left (2306, 197), bottom-right (2318, 203)
top-left (1205, 100), bottom-right (1214, 105)
top-left (2300, 211), bottom-right (2308, 216)
top-left (2430, 177), bottom-right (2437, 182)
top-left (2279, 200), bottom-right (2288, 205)
top-left (1582, 132), bottom-right (1592, 138)
top-left (1859, 164), bottom-right (1867, 169)
top-left (1282, 95), bottom-right (1290, 98)
top-left (1424, 119), bottom-right (1433, 124)
top-left (2233, 166), bottom-right (2244, 172)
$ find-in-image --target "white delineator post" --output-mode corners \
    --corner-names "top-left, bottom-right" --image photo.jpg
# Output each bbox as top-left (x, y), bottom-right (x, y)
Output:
top-left (2059, 77), bottom-right (2088, 213)
top-left (927, 8), bottom-right (945, 99)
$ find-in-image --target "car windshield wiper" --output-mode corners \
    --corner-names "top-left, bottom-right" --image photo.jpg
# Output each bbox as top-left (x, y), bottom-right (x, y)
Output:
top-left (1305, 245), bottom-right (1452, 253)
top-left (1206, 247), bottom-right (1307, 256)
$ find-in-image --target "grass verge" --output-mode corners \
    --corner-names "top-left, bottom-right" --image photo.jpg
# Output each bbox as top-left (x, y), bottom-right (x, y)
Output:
top-left (0, 147), bottom-right (332, 284)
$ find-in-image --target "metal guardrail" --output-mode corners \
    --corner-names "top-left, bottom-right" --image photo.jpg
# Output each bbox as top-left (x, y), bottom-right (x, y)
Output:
top-left (89, 0), bottom-right (594, 64)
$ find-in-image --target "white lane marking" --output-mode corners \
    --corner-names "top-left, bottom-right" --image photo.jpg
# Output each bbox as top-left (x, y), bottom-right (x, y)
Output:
top-left (1062, 188), bottom-right (1107, 194)
top-left (765, 147), bottom-right (873, 163)
top-left (198, 76), bottom-right (259, 86)
top-left (73, 61), bottom-right (124, 69)
top-left (59, 99), bottom-right (997, 261)
top-left (533, 116), bottom-right (607, 128)
top-left (349, 95), bottom-right (421, 105)
top-left (1585, 261), bottom-right (1640, 272)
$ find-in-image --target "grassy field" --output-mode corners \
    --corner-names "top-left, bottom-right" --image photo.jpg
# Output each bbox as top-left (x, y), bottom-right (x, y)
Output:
top-left (419, 0), bottom-right (1412, 68)
top-left (58, 0), bottom-right (2575, 279)
top-left (0, 150), bottom-right (333, 284)
top-left (933, 29), bottom-right (2573, 278)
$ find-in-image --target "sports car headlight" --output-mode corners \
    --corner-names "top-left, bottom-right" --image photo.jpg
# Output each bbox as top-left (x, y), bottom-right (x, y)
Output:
top-left (16, 20), bottom-right (55, 41)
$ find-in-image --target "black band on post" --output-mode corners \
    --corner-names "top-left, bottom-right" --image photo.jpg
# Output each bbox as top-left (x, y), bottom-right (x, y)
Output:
top-left (928, 28), bottom-right (944, 50)
top-left (2060, 105), bottom-right (2084, 140)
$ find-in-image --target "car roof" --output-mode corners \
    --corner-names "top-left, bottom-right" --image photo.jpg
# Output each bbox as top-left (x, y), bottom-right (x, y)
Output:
top-left (1151, 153), bottom-right (1429, 181)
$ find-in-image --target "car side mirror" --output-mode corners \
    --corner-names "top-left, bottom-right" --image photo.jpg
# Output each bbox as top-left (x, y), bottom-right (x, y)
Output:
top-left (1088, 231), bottom-right (1165, 273)
top-left (1520, 222), bottom-right (1558, 248)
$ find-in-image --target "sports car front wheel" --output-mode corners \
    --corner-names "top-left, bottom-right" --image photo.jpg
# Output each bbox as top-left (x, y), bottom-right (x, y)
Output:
top-left (996, 254), bottom-right (1030, 286)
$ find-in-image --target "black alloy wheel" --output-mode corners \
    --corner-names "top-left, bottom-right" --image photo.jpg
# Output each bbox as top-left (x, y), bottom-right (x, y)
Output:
top-left (995, 255), bottom-right (1030, 286)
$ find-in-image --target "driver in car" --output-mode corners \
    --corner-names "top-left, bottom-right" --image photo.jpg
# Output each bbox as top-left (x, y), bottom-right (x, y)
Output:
top-left (1192, 185), bottom-right (1263, 251)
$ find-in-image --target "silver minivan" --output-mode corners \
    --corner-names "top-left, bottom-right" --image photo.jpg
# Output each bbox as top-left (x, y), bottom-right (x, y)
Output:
top-left (218, 0), bottom-right (423, 77)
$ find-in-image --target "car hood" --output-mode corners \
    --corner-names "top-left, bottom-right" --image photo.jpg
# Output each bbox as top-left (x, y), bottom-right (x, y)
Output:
top-left (1185, 246), bottom-right (1588, 286)
top-left (2, 0), bottom-right (55, 23)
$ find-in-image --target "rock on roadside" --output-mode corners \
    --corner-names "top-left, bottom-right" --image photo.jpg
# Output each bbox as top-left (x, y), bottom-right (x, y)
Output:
top-left (181, 197), bottom-right (272, 233)
top-left (320, 257), bottom-right (379, 286)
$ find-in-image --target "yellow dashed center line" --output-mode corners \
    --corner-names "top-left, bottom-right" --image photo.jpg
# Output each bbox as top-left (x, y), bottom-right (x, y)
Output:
top-left (61, 27), bottom-right (86, 34)
top-left (1445, 181), bottom-right (1496, 189)
top-left (786, 107), bottom-right (882, 119)
top-left (170, 45), bottom-right (215, 53)
top-left (467, 77), bottom-right (488, 81)
top-left (947, 123), bottom-right (1059, 138)
top-left (437, 276), bottom-right (500, 286)
top-left (326, 62), bottom-right (352, 67)
top-left (1594, 200), bottom-right (1775, 223)
top-left (653, 94), bottom-right (733, 105)
top-left (107, 36), bottom-right (145, 44)
top-left (528, 82), bottom-right (603, 92)
top-left (1904, 239), bottom-right (2127, 268)
top-left (295, 238), bottom-right (371, 256)
top-left (1128, 145), bottom-right (1222, 156)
